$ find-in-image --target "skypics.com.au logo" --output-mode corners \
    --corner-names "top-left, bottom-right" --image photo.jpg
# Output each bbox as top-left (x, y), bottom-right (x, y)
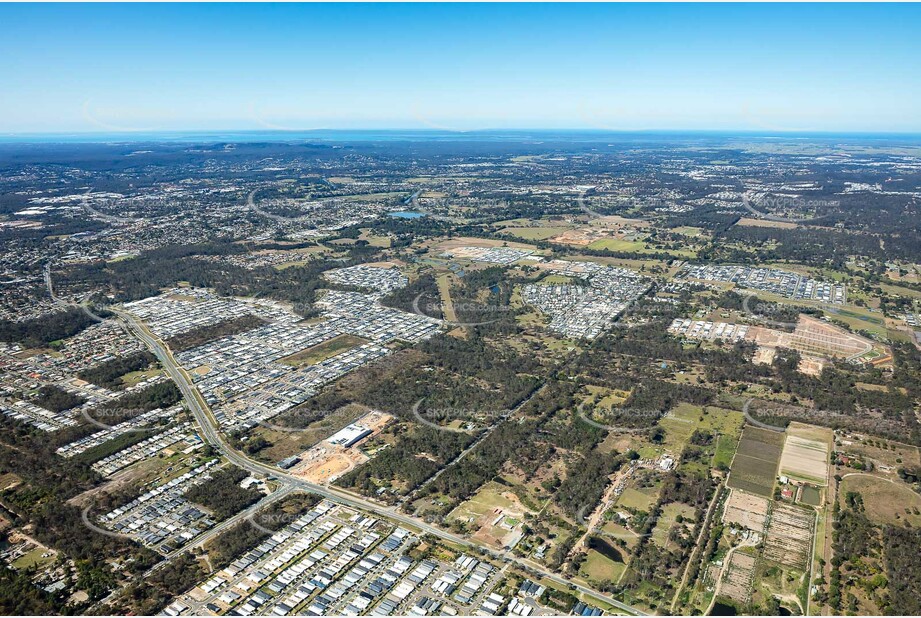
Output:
top-left (741, 192), bottom-right (838, 225)
top-left (575, 402), bottom-right (664, 434)
top-left (410, 399), bottom-right (510, 433)
top-left (411, 292), bottom-right (514, 328)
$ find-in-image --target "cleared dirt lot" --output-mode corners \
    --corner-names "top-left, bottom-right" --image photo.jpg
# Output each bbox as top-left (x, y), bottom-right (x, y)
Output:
top-left (292, 444), bottom-right (365, 484)
top-left (786, 316), bottom-right (874, 358)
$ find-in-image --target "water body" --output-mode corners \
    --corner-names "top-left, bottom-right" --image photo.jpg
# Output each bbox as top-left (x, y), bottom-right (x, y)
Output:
top-left (710, 602), bottom-right (738, 616)
top-left (388, 211), bottom-right (425, 219)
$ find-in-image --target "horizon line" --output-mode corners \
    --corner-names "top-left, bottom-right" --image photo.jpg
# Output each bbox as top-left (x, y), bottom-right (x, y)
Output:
top-left (3, 127), bottom-right (921, 141)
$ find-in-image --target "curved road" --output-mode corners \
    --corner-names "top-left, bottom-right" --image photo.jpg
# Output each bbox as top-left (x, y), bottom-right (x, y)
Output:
top-left (115, 308), bottom-right (645, 616)
top-left (44, 262), bottom-right (110, 323)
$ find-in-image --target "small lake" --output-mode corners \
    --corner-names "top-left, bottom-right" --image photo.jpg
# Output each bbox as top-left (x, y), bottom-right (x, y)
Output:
top-left (388, 211), bottom-right (425, 219)
top-left (710, 601), bottom-right (738, 616)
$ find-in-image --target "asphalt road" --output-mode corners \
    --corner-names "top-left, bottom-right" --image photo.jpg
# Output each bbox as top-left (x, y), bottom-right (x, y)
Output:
top-left (116, 309), bottom-right (646, 616)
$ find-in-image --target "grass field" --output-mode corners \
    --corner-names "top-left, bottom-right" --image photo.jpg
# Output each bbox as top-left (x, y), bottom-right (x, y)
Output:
top-left (279, 334), bottom-right (368, 367)
top-left (580, 548), bottom-right (626, 583)
top-left (120, 368), bottom-right (163, 387)
top-left (584, 384), bottom-right (631, 409)
top-left (447, 480), bottom-right (530, 531)
top-left (436, 273), bottom-right (458, 323)
top-left (714, 434), bottom-right (740, 470)
top-left (587, 239), bottom-right (648, 252)
top-left (358, 229), bottom-right (392, 247)
top-left (274, 259), bottom-right (312, 270)
top-left (616, 487), bottom-right (658, 511)
top-left (879, 281), bottom-right (921, 300)
top-left (632, 402), bottom-right (743, 461)
top-left (11, 547), bottom-right (55, 570)
top-left (671, 226), bottom-right (706, 237)
top-left (735, 217), bottom-right (799, 229)
top-left (539, 274), bottom-right (580, 285)
top-left (663, 403), bottom-right (744, 444)
top-left (501, 225), bottom-right (572, 240)
top-left (571, 255), bottom-right (670, 273)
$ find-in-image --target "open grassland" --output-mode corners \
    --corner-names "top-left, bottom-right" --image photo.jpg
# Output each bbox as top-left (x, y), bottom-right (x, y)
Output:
top-left (635, 402), bottom-right (743, 461)
top-left (663, 403), bottom-right (744, 441)
top-left (879, 281), bottom-right (921, 300)
top-left (714, 434), bottom-right (739, 470)
top-left (650, 502), bottom-right (696, 548)
top-left (358, 229), bottom-right (392, 247)
top-left (279, 334), bottom-right (368, 367)
top-left (584, 384), bottom-right (631, 408)
top-left (447, 480), bottom-right (529, 523)
top-left (11, 546), bottom-right (56, 570)
top-left (437, 236), bottom-right (539, 251)
top-left (840, 474), bottom-right (921, 526)
top-left (120, 367), bottom-right (163, 387)
top-left (571, 255), bottom-right (671, 273)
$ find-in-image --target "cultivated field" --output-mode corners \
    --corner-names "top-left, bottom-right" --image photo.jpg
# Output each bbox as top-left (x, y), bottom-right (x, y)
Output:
top-left (762, 503), bottom-right (815, 570)
top-left (723, 489), bottom-right (771, 532)
top-left (727, 426), bottom-right (784, 497)
top-left (722, 551), bottom-right (757, 603)
top-left (779, 423), bottom-right (831, 486)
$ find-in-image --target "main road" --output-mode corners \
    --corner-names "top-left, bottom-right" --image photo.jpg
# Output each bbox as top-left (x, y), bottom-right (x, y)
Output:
top-left (116, 308), bottom-right (646, 616)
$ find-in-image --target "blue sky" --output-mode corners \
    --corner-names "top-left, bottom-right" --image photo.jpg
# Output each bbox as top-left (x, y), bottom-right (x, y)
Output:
top-left (2, 3), bottom-right (920, 133)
